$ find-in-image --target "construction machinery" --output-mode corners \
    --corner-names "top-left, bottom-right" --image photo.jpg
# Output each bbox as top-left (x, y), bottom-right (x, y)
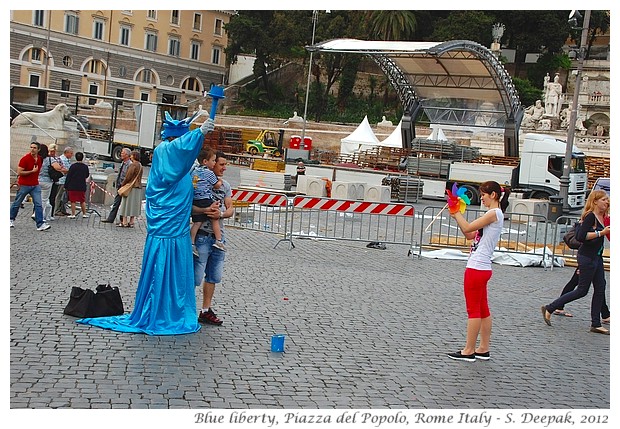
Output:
top-left (245, 129), bottom-right (284, 157)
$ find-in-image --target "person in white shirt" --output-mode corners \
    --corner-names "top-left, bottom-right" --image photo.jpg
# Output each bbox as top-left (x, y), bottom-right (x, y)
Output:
top-left (447, 181), bottom-right (510, 362)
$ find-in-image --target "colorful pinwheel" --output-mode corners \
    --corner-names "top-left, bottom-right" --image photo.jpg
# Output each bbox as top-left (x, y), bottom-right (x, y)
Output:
top-left (446, 182), bottom-right (471, 214)
top-left (424, 183), bottom-right (473, 232)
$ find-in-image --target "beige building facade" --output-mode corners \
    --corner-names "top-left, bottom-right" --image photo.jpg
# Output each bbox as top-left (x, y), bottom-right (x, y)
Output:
top-left (10, 10), bottom-right (234, 108)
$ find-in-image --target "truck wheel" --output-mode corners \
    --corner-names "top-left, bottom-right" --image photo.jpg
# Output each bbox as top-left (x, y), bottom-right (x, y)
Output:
top-left (461, 185), bottom-right (479, 206)
top-left (273, 149), bottom-right (282, 158)
top-left (531, 191), bottom-right (551, 200)
top-left (112, 145), bottom-right (123, 163)
top-left (140, 151), bottom-right (152, 166)
top-left (248, 146), bottom-right (258, 155)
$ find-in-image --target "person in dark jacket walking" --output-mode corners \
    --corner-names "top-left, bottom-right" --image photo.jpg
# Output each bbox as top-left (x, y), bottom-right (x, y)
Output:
top-left (542, 190), bottom-right (610, 334)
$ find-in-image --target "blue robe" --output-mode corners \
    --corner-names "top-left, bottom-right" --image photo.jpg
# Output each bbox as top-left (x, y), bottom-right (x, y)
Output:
top-left (77, 129), bottom-right (204, 335)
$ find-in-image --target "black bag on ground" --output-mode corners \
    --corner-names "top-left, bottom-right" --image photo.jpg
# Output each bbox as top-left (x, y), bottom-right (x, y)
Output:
top-left (63, 284), bottom-right (124, 318)
top-left (91, 283), bottom-right (124, 317)
top-left (563, 222), bottom-right (582, 250)
top-left (63, 286), bottom-right (95, 317)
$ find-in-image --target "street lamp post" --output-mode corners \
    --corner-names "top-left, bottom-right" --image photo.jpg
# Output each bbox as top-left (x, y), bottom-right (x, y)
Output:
top-left (301, 10), bottom-right (318, 144)
top-left (560, 10), bottom-right (591, 213)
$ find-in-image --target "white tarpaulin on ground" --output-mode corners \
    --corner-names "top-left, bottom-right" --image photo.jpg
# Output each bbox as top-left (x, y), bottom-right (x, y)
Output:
top-left (378, 120), bottom-right (404, 148)
top-left (420, 247), bottom-right (564, 268)
top-left (340, 115), bottom-right (381, 155)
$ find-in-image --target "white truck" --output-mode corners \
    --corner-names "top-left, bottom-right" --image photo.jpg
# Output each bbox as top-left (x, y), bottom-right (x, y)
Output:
top-left (81, 103), bottom-right (160, 164)
top-left (419, 133), bottom-right (588, 209)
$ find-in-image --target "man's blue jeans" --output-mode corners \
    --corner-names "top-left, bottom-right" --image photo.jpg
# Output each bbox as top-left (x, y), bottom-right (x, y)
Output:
top-left (10, 185), bottom-right (44, 227)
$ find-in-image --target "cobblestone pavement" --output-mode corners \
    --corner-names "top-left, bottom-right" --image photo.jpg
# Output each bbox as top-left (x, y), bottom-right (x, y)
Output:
top-left (9, 200), bottom-right (610, 411)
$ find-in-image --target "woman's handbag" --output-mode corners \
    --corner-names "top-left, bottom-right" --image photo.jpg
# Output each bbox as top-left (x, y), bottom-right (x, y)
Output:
top-left (563, 221), bottom-right (582, 250)
top-left (48, 161), bottom-right (64, 182)
top-left (117, 165), bottom-right (142, 197)
top-left (64, 283), bottom-right (124, 318)
top-left (118, 182), bottom-right (132, 197)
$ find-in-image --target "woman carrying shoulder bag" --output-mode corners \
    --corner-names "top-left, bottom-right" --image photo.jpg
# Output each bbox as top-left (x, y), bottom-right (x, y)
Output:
top-left (542, 190), bottom-right (611, 334)
top-left (117, 150), bottom-right (143, 228)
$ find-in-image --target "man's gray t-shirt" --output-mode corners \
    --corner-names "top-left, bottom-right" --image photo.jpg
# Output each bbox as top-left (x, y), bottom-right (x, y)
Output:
top-left (198, 179), bottom-right (231, 238)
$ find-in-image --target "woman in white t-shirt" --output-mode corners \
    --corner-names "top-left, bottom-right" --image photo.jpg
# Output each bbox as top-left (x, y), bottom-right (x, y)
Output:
top-left (447, 181), bottom-right (510, 362)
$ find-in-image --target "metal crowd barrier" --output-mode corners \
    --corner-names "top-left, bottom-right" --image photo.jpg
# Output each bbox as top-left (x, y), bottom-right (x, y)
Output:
top-left (224, 189), bottom-right (292, 248)
top-left (224, 188), bottom-right (605, 270)
top-left (288, 196), bottom-right (416, 252)
top-left (549, 215), bottom-right (581, 271)
top-left (418, 206), bottom-right (554, 268)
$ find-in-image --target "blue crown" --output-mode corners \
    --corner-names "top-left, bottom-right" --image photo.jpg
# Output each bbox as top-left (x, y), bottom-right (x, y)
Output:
top-left (160, 111), bottom-right (201, 140)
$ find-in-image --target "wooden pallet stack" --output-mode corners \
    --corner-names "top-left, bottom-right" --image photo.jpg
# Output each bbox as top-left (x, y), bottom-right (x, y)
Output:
top-left (585, 156), bottom-right (610, 189)
top-left (341, 146), bottom-right (408, 171)
top-left (79, 128), bottom-right (110, 141)
top-left (203, 128), bottom-right (244, 154)
top-left (472, 155), bottom-right (519, 166)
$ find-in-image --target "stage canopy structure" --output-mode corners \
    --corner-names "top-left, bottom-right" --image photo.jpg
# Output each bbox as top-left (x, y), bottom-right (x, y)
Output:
top-left (308, 39), bottom-right (523, 157)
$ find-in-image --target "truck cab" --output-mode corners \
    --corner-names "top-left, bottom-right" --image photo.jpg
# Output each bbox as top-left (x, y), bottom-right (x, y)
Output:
top-left (518, 133), bottom-right (587, 208)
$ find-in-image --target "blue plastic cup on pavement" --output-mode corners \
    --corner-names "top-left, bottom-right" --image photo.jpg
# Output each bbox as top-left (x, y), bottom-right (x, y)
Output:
top-left (271, 334), bottom-right (285, 352)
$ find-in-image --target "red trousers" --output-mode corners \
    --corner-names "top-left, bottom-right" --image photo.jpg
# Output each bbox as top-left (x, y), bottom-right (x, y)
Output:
top-left (463, 268), bottom-right (492, 319)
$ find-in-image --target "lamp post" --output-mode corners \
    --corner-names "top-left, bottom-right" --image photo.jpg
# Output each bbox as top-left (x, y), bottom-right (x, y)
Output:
top-left (559, 10), bottom-right (590, 213)
top-left (301, 10), bottom-right (318, 144)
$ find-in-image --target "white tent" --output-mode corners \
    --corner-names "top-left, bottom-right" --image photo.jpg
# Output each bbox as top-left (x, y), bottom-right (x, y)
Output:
top-left (427, 125), bottom-right (447, 141)
top-left (378, 120), bottom-right (404, 148)
top-left (340, 115), bottom-right (381, 155)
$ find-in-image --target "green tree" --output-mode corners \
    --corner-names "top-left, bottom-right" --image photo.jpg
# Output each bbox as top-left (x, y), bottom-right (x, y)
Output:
top-left (225, 11), bottom-right (307, 103)
top-left (512, 77), bottom-right (543, 107)
top-left (237, 85), bottom-right (269, 109)
top-left (430, 11), bottom-right (496, 46)
top-left (527, 52), bottom-right (571, 90)
top-left (366, 11), bottom-right (417, 107)
top-left (310, 11), bottom-right (366, 121)
top-left (493, 10), bottom-right (572, 76)
top-left (366, 11), bottom-right (417, 40)
top-left (337, 55), bottom-right (360, 110)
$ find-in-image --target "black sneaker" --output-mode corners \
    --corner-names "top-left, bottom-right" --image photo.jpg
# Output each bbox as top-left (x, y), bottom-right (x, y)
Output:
top-left (198, 308), bottom-right (223, 325)
top-left (474, 351), bottom-right (490, 360)
top-left (447, 351), bottom-right (476, 362)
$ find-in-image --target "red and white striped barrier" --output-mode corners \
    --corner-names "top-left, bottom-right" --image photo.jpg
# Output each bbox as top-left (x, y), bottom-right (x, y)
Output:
top-left (232, 189), bottom-right (288, 207)
top-left (90, 180), bottom-right (117, 199)
top-left (293, 196), bottom-right (414, 217)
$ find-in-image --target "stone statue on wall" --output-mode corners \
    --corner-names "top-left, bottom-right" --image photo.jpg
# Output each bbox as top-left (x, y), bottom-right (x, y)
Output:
top-left (521, 99), bottom-right (545, 129)
top-left (559, 103), bottom-right (572, 129)
top-left (11, 103), bottom-right (70, 130)
top-left (544, 74), bottom-right (562, 117)
top-left (377, 116), bottom-right (393, 127)
top-left (575, 106), bottom-right (588, 135)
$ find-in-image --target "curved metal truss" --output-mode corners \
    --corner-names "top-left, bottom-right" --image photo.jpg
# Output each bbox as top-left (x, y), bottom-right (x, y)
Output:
top-left (311, 38), bottom-right (524, 156)
top-left (372, 41), bottom-right (522, 155)
top-left (427, 40), bottom-right (523, 129)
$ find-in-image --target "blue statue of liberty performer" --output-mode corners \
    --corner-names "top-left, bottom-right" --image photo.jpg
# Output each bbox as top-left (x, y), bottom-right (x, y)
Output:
top-left (78, 110), bottom-right (216, 335)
